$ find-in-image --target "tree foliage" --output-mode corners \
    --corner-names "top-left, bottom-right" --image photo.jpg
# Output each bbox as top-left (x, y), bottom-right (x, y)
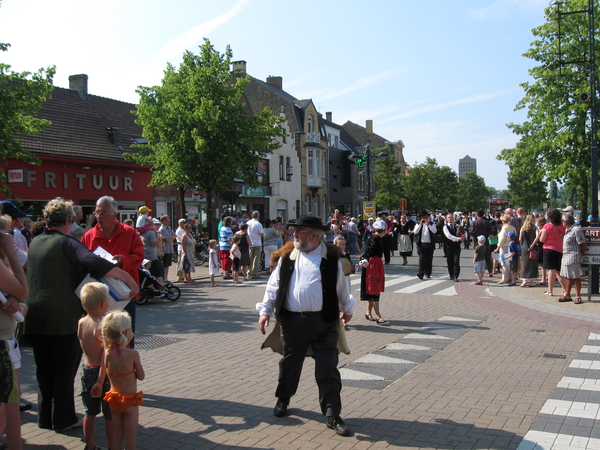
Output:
top-left (373, 148), bottom-right (404, 210)
top-left (500, 0), bottom-right (596, 214)
top-left (403, 157), bottom-right (458, 213)
top-left (456, 172), bottom-right (489, 213)
top-left (129, 39), bottom-right (284, 227)
top-left (0, 43), bottom-right (54, 196)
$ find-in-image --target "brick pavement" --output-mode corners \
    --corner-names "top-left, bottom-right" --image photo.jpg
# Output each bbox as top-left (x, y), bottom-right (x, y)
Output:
top-left (13, 248), bottom-right (600, 449)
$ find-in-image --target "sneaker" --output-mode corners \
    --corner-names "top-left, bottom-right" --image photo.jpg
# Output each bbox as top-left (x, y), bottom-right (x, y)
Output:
top-left (326, 415), bottom-right (351, 436)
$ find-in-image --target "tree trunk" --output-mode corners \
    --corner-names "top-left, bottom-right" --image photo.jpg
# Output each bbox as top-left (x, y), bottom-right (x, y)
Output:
top-left (206, 191), bottom-right (215, 240)
top-left (179, 187), bottom-right (186, 219)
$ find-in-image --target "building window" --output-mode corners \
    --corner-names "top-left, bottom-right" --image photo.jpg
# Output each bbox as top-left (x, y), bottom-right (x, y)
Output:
top-left (279, 156), bottom-right (284, 180)
top-left (307, 114), bottom-right (314, 133)
top-left (313, 193), bottom-right (319, 217)
top-left (305, 193), bottom-right (310, 215)
top-left (307, 150), bottom-right (314, 176)
top-left (321, 151), bottom-right (326, 178)
top-left (358, 171), bottom-right (365, 191)
top-left (286, 157), bottom-right (292, 181)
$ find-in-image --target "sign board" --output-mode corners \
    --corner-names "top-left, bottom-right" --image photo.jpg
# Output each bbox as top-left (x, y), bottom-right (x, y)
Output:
top-left (363, 202), bottom-right (376, 219)
top-left (583, 255), bottom-right (600, 265)
top-left (7, 169), bottom-right (23, 183)
top-left (187, 206), bottom-right (198, 216)
top-left (242, 186), bottom-right (266, 197)
top-left (582, 228), bottom-right (600, 264)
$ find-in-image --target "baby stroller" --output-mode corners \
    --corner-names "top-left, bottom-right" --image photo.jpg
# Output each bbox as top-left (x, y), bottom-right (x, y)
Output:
top-left (136, 267), bottom-right (181, 305)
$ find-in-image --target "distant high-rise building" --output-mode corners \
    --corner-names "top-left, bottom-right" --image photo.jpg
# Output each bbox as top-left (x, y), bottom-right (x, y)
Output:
top-left (459, 155), bottom-right (477, 177)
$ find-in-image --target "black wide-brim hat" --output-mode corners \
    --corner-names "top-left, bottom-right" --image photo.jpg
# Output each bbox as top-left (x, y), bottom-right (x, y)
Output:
top-left (285, 215), bottom-right (329, 231)
top-left (419, 210), bottom-right (430, 217)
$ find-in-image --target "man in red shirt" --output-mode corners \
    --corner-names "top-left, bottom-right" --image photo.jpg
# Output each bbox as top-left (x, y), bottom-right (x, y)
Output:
top-left (82, 196), bottom-right (144, 345)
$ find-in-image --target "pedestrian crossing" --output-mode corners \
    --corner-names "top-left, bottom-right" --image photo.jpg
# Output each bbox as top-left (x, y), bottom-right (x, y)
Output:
top-left (517, 333), bottom-right (600, 450)
top-left (341, 315), bottom-right (487, 390)
top-left (349, 272), bottom-right (460, 296)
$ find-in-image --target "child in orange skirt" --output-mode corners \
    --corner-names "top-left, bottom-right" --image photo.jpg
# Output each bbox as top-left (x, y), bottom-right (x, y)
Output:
top-left (102, 311), bottom-right (145, 450)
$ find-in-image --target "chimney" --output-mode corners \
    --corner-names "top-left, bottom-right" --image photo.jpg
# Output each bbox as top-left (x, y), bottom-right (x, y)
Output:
top-left (366, 120), bottom-right (373, 135)
top-left (232, 60), bottom-right (247, 74)
top-left (69, 74), bottom-right (88, 99)
top-left (266, 76), bottom-right (282, 90)
top-left (326, 112), bottom-right (332, 122)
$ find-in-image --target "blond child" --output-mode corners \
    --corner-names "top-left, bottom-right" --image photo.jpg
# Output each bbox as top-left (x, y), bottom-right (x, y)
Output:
top-left (208, 239), bottom-right (220, 287)
top-left (78, 282), bottom-right (112, 450)
top-left (473, 235), bottom-right (487, 285)
top-left (230, 235), bottom-right (242, 284)
top-left (102, 311), bottom-right (145, 450)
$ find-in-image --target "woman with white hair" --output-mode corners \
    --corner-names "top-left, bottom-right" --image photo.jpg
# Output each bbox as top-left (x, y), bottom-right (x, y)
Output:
top-left (359, 219), bottom-right (387, 324)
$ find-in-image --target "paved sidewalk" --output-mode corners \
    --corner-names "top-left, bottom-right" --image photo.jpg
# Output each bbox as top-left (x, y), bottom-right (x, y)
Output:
top-left (13, 248), bottom-right (600, 449)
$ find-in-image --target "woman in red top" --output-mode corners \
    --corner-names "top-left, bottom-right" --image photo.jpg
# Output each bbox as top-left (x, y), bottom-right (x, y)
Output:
top-left (538, 208), bottom-right (566, 296)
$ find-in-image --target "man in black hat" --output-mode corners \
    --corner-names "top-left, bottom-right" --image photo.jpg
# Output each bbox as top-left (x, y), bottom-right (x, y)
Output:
top-left (256, 215), bottom-right (355, 436)
top-left (414, 210), bottom-right (437, 279)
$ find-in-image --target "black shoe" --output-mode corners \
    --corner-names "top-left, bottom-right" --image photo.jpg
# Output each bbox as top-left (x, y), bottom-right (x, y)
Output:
top-left (326, 415), bottom-right (351, 436)
top-left (454, 278), bottom-right (459, 282)
top-left (273, 399), bottom-right (288, 417)
top-left (426, 274), bottom-right (431, 278)
top-left (19, 401), bottom-right (32, 412)
top-left (417, 273), bottom-right (423, 280)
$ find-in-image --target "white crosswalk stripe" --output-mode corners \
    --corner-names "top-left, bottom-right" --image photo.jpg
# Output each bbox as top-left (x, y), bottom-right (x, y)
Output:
top-left (350, 273), bottom-right (458, 296)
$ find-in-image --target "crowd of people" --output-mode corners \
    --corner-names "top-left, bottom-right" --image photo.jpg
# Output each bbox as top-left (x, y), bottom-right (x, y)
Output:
top-left (0, 197), bottom-right (589, 446)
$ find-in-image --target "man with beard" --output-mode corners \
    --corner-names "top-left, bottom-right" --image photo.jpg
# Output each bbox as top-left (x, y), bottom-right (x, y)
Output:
top-left (256, 215), bottom-right (355, 436)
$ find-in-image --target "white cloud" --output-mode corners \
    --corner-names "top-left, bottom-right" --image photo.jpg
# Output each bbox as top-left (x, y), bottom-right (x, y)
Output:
top-left (381, 90), bottom-right (513, 122)
top-left (149, 0), bottom-right (250, 68)
top-left (468, 0), bottom-right (547, 21)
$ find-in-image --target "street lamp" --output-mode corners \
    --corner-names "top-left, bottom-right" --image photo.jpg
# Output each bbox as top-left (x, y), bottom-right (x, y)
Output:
top-left (348, 143), bottom-right (388, 201)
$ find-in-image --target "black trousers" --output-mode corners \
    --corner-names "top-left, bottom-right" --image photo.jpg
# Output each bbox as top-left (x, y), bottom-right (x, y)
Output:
top-left (446, 243), bottom-right (461, 279)
top-left (417, 243), bottom-right (435, 277)
top-left (276, 309), bottom-right (342, 417)
top-left (382, 234), bottom-right (392, 264)
top-left (28, 333), bottom-right (82, 430)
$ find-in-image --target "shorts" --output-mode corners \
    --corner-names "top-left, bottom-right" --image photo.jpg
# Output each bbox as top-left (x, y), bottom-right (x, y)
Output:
top-left (81, 365), bottom-right (112, 419)
top-left (7, 337), bottom-right (20, 370)
top-left (104, 390), bottom-right (144, 414)
top-left (0, 341), bottom-right (16, 404)
top-left (509, 260), bottom-right (518, 274)
top-left (474, 261), bottom-right (486, 274)
top-left (162, 253), bottom-right (173, 268)
top-left (232, 257), bottom-right (240, 272)
top-left (150, 258), bottom-right (164, 279)
top-left (543, 249), bottom-right (562, 271)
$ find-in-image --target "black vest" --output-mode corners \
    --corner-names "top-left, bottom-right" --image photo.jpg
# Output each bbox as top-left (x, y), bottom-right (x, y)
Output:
top-left (444, 223), bottom-right (460, 247)
top-left (274, 244), bottom-right (340, 324)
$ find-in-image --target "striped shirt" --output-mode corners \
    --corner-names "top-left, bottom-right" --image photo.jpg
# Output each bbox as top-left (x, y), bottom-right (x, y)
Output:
top-left (562, 224), bottom-right (586, 265)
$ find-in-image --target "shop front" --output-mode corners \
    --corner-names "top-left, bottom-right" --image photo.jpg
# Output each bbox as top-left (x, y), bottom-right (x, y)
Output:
top-left (2, 156), bottom-right (153, 221)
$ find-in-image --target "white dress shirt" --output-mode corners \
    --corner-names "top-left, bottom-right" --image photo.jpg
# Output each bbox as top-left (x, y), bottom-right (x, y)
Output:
top-left (256, 243), bottom-right (355, 317)
top-left (413, 223), bottom-right (437, 243)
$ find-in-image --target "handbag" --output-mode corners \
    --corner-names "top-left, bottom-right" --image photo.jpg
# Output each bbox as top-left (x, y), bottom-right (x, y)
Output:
top-left (528, 247), bottom-right (539, 260)
top-left (182, 255), bottom-right (191, 272)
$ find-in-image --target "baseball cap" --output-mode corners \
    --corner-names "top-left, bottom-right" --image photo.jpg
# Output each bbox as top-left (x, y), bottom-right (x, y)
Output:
top-left (139, 206), bottom-right (151, 214)
top-left (505, 231), bottom-right (516, 239)
top-left (1, 201), bottom-right (27, 218)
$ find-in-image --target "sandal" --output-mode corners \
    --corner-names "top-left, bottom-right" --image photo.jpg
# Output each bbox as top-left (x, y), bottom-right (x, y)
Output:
top-left (558, 296), bottom-right (572, 302)
top-left (365, 314), bottom-right (375, 321)
top-left (574, 297), bottom-right (583, 304)
top-left (536, 281), bottom-right (546, 286)
top-left (375, 317), bottom-right (387, 324)
top-left (543, 291), bottom-right (553, 296)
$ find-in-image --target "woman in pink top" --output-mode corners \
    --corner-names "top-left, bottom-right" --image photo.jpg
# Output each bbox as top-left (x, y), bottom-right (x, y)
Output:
top-left (539, 208), bottom-right (566, 296)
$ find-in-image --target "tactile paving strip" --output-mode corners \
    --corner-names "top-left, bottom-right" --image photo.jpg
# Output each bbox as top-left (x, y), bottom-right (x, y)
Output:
top-left (341, 315), bottom-right (487, 390)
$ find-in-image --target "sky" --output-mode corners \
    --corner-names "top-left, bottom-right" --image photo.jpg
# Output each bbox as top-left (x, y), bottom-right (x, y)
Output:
top-left (0, 0), bottom-right (550, 190)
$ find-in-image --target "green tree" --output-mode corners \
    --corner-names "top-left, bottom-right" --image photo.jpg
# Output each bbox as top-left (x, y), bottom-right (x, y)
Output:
top-left (403, 157), bottom-right (458, 213)
top-left (373, 148), bottom-right (404, 210)
top-left (456, 172), bottom-right (489, 213)
top-left (501, 0), bottom-right (596, 217)
top-left (498, 141), bottom-right (548, 211)
top-left (0, 43), bottom-right (54, 197)
top-left (130, 39), bottom-right (284, 235)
